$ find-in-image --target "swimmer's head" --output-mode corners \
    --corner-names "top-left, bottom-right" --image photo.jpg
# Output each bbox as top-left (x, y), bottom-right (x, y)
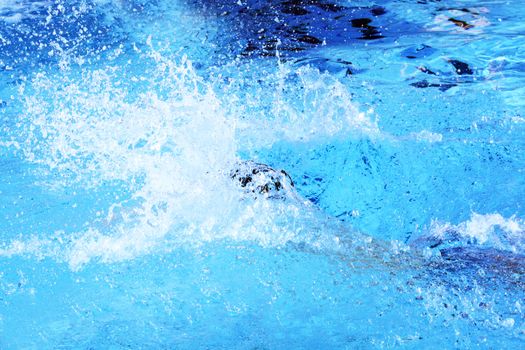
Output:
top-left (231, 161), bottom-right (295, 199)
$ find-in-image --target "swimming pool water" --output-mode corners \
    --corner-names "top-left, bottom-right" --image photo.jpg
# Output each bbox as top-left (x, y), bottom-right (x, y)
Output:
top-left (0, 0), bottom-right (524, 348)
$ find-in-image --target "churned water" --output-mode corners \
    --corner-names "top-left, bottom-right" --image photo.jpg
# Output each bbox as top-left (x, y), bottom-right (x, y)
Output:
top-left (0, 0), bottom-right (524, 348)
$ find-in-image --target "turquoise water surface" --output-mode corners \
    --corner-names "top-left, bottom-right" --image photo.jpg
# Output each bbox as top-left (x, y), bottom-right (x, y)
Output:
top-left (0, 0), bottom-right (524, 348)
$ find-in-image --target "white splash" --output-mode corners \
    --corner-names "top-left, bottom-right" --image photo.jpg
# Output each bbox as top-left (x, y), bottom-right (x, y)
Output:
top-left (420, 212), bottom-right (525, 253)
top-left (3, 50), bottom-right (376, 269)
top-left (218, 61), bottom-right (379, 149)
top-left (12, 54), bottom-right (239, 269)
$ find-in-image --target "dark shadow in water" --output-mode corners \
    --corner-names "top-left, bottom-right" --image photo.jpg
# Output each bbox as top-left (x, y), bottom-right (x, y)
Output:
top-left (182, 0), bottom-right (399, 59)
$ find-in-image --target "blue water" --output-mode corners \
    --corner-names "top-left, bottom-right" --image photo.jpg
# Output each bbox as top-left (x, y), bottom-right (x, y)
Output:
top-left (1, 0), bottom-right (525, 348)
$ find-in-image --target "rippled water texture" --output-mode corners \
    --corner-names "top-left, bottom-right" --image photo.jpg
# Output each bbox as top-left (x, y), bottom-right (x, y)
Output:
top-left (0, 0), bottom-right (524, 348)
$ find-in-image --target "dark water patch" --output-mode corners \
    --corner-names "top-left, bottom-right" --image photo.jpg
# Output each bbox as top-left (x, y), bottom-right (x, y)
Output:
top-left (288, 23), bottom-right (309, 35)
top-left (408, 58), bottom-right (477, 91)
top-left (359, 27), bottom-right (383, 40)
top-left (350, 18), bottom-right (383, 40)
top-left (187, 0), bottom-right (399, 59)
top-left (371, 6), bottom-right (386, 17)
top-left (416, 0), bottom-right (443, 4)
top-left (314, 2), bottom-right (345, 12)
top-left (418, 66), bottom-right (438, 75)
top-left (351, 18), bottom-right (372, 27)
top-left (410, 80), bottom-right (457, 92)
top-left (281, 5), bottom-right (309, 15)
top-left (448, 17), bottom-right (474, 29)
top-left (350, 17), bottom-right (383, 40)
top-left (402, 44), bottom-right (436, 59)
top-left (297, 35), bottom-right (323, 44)
top-left (449, 59), bottom-right (473, 75)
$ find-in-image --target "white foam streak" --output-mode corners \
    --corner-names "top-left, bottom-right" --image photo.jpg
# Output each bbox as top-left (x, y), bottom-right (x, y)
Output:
top-left (426, 213), bottom-right (525, 253)
top-left (408, 130), bottom-right (443, 143)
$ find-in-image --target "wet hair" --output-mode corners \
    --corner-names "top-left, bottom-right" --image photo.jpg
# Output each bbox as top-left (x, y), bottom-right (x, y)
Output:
top-left (231, 161), bottom-right (294, 199)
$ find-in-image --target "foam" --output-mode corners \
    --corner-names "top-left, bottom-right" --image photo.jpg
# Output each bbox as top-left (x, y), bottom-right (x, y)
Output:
top-left (414, 212), bottom-right (525, 254)
top-left (4, 48), bottom-right (376, 269)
